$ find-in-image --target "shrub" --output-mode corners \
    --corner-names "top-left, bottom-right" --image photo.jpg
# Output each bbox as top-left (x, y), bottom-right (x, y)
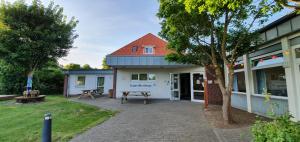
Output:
top-left (251, 114), bottom-right (300, 142)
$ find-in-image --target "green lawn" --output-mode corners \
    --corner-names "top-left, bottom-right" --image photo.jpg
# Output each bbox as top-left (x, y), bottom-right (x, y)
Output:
top-left (0, 95), bottom-right (116, 142)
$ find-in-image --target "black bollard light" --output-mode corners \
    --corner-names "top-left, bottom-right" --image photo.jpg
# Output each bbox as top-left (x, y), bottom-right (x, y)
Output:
top-left (42, 113), bottom-right (51, 142)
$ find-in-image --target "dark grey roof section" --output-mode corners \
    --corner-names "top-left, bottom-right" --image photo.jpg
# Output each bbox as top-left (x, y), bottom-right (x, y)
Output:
top-left (257, 12), bottom-right (298, 33)
top-left (106, 55), bottom-right (196, 68)
top-left (64, 69), bottom-right (113, 75)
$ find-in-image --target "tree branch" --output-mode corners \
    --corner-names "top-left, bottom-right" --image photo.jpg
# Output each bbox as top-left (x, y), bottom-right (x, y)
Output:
top-left (220, 9), bottom-right (230, 65)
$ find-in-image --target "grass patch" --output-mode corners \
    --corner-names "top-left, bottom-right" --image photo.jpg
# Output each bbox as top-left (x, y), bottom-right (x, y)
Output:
top-left (0, 95), bottom-right (116, 142)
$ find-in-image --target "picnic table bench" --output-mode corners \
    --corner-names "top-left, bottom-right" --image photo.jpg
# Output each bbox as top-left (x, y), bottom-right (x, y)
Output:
top-left (78, 89), bottom-right (103, 99)
top-left (121, 91), bottom-right (151, 104)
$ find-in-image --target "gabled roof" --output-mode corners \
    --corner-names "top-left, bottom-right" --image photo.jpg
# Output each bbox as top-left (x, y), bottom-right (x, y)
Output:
top-left (110, 33), bottom-right (170, 56)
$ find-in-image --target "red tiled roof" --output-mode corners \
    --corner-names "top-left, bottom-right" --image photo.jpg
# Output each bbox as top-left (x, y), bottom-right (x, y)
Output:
top-left (110, 33), bottom-right (170, 56)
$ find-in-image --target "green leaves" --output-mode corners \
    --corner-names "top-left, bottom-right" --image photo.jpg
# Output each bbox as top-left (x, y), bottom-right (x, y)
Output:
top-left (183, 0), bottom-right (252, 15)
top-left (0, 0), bottom-right (78, 73)
top-left (0, 0), bottom-right (78, 92)
top-left (251, 114), bottom-right (300, 142)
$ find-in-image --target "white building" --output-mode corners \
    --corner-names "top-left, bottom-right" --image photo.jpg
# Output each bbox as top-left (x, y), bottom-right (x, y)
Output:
top-left (106, 33), bottom-right (208, 102)
top-left (63, 70), bottom-right (113, 96)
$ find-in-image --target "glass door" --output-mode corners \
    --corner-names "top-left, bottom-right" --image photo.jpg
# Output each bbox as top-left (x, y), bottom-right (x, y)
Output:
top-left (191, 73), bottom-right (205, 102)
top-left (97, 77), bottom-right (105, 93)
top-left (170, 73), bottom-right (180, 100)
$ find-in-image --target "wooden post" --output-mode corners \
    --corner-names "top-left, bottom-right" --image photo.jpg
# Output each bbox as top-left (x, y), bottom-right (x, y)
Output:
top-left (204, 80), bottom-right (208, 108)
top-left (63, 75), bottom-right (68, 97)
top-left (112, 68), bottom-right (117, 98)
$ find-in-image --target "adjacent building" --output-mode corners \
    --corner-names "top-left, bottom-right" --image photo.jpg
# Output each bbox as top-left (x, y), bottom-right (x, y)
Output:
top-left (230, 13), bottom-right (300, 121)
top-left (63, 69), bottom-right (113, 97)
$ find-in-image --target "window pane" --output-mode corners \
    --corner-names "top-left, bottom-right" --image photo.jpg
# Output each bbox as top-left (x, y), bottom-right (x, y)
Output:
top-left (233, 72), bottom-right (246, 92)
top-left (254, 67), bottom-right (287, 96)
top-left (131, 46), bottom-right (138, 53)
top-left (148, 74), bottom-right (156, 80)
top-left (295, 48), bottom-right (300, 58)
top-left (144, 46), bottom-right (153, 54)
top-left (97, 77), bottom-right (104, 86)
top-left (77, 76), bottom-right (85, 86)
top-left (139, 74), bottom-right (148, 80)
top-left (131, 74), bottom-right (138, 80)
top-left (193, 74), bottom-right (204, 90)
top-left (173, 77), bottom-right (178, 89)
top-left (194, 92), bottom-right (204, 100)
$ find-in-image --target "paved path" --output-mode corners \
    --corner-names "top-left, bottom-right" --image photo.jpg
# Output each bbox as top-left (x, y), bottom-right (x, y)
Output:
top-left (70, 97), bottom-right (251, 142)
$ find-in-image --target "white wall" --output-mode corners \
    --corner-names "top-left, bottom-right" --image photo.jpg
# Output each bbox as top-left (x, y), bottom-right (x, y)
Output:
top-left (68, 74), bottom-right (113, 95)
top-left (115, 67), bottom-right (204, 99)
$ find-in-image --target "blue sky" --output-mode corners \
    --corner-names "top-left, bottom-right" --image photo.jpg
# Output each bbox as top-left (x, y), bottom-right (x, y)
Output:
top-left (8, 0), bottom-right (162, 68)
top-left (6, 0), bottom-right (292, 68)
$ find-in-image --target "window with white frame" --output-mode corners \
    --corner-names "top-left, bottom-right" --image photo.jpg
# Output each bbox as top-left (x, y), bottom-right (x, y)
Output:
top-left (233, 60), bottom-right (246, 93)
top-left (253, 66), bottom-right (287, 97)
top-left (139, 74), bottom-right (148, 80)
top-left (250, 49), bottom-right (287, 97)
top-left (131, 73), bottom-right (156, 81)
top-left (233, 72), bottom-right (246, 93)
top-left (131, 46), bottom-right (138, 53)
top-left (144, 46), bottom-right (154, 54)
top-left (131, 74), bottom-right (139, 80)
top-left (76, 76), bottom-right (85, 86)
top-left (148, 74), bottom-right (156, 80)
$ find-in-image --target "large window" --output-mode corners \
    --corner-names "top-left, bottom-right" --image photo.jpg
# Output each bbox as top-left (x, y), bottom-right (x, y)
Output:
top-left (233, 72), bottom-right (246, 92)
top-left (76, 76), bottom-right (85, 86)
top-left (131, 73), bottom-right (156, 81)
top-left (254, 67), bottom-right (287, 97)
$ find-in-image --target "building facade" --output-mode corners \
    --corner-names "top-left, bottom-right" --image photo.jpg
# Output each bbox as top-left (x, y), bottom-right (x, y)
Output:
top-left (63, 70), bottom-right (113, 96)
top-left (106, 33), bottom-right (212, 102)
top-left (230, 13), bottom-right (300, 121)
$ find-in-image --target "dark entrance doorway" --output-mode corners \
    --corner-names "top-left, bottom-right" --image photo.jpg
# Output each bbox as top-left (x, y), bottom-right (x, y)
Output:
top-left (180, 73), bottom-right (191, 100)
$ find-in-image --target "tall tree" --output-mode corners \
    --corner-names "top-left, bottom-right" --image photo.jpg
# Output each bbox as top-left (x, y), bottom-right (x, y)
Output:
top-left (64, 63), bottom-right (81, 70)
top-left (102, 57), bottom-right (110, 69)
top-left (82, 64), bottom-right (92, 69)
top-left (0, 0), bottom-right (78, 92)
top-left (158, 0), bottom-right (282, 124)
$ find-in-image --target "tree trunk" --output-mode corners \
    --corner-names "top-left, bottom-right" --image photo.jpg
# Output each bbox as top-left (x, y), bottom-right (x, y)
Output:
top-left (222, 92), bottom-right (232, 125)
top-left (26, 71), bottom-right (34, 93)
top-left (213, 64), bottom-right (234, 125)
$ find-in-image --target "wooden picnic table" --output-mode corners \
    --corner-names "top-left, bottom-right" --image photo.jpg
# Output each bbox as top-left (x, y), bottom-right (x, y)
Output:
top-left (121, 91), bottom-right (151, 104)
top-left (78, 89), bottom-right (102, 99)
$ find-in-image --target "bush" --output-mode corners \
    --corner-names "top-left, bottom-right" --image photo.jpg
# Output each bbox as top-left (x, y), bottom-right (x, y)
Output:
top-left (34, 67), bottom-right (64, 95)
top-left (251, 114), bottom-right (300, 142)
top-left (0, 61), bottom-right (64, 95)
top-left (0, 61), bottom-right (26, 94)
